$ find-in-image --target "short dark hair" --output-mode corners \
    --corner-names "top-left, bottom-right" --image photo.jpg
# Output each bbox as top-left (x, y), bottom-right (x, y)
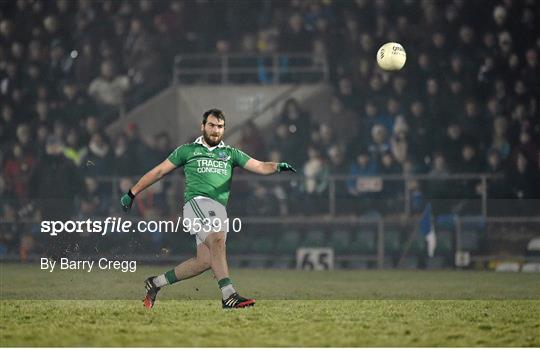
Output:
top-left (202, 108), bottom-right (225, 125)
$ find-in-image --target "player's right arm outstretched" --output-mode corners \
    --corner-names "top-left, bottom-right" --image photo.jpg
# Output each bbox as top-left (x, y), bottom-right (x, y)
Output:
top-left (243, 159), bottom-right (296, 175)
top-left (120, 159), bottom-right (177, 212)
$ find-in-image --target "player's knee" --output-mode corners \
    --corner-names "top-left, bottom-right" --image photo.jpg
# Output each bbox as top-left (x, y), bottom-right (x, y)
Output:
top-left (206, 232), bottom-right (226, 248)
top-left (198, 258), bottom-right (211, 271)
top-left (194, 255), bottom-right (211, 270)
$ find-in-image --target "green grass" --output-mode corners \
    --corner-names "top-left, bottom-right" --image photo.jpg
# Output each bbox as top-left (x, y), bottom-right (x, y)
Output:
top-left (2, 264), bottom-right (540, 300)
top-left (2, 300), bottom-right (539, 347)
top-left (1, 264), bottom-right (539, 346)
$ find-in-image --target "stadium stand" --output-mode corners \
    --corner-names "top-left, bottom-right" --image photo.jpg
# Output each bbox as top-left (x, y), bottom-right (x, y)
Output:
top-left (0, 0), bottom-right (539, 266)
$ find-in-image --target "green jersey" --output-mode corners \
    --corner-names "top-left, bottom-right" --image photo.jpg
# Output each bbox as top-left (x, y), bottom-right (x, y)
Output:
top-left (167, 136), bottom-right (251, 206)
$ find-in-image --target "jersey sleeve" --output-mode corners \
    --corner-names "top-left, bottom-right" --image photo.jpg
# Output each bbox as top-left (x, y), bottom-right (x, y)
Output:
top-left (231, 147), bottom-right (252, 168)
top-left (167, 145), bottom-right (189, 167)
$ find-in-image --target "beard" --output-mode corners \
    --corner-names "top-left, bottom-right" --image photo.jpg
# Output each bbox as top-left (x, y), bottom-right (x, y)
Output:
top-left (202, 129), bottom-right (223, 147)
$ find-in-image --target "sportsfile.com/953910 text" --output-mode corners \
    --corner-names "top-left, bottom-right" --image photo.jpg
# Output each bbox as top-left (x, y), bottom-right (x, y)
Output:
top-left (40, 217), bottom-right (242, 236)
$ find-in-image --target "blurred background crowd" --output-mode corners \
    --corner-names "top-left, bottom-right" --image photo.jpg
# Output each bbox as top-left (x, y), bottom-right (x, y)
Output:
top-left (1, 0), bottom-right (539, 233)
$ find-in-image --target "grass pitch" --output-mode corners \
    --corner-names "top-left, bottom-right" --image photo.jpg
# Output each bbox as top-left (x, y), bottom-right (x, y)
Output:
top-left (1, 264), bottom-right (539, 346)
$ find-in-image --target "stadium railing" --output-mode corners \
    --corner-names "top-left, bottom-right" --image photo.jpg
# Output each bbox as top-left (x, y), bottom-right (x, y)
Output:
top-left (117, 52), bottom-right (324, 117)
top-left (13, 173), bottom-right (519, 218)
top-left (172, 53), bottom-right (329, 85)
top-left (2, 174), bottom-right (538, 269)
top-left (2, 214), bottom-right (539, 270)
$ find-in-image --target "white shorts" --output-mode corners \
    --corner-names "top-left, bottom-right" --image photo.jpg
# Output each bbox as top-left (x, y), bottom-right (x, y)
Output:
top-left (182, 196), bottom-right (229, 246)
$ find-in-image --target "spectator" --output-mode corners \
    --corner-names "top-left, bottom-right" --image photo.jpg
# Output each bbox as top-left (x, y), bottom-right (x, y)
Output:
top-left (521, 48), bottom-right (538, 95)
top-left (489, 116), bottom-right (511, 161)
top-left (365, 74), bottom-right (385, 108)
top-left (58, 80), bottom-right (93, 126)
top-left (504, 151), bottom-right (539, 215)
top-left (271, 118), bottom-right (306, 169)
top-left (238, 121), bottom-right (266, 160)
top-left (35, 124), bottom-right (49, 159)
top-left (431, 32), bottom-right (448, 68)
top-left (123, 122), bottom-right (154, 173)
top-left (266, 149), bottom-right (290, 216)
top-left (346, 149), bottom-right (380, 213)
top-left (52, 119), bottom-right (66, 144)
top-left (485, 149), bottom-right (506, 200)
top-left (485, 96), bottom-right (501, 120)
top-left (390, 130), bottom-right (409, 165)
top-left (124, 17), bottom-right (164, 104)
top-left (83, 132), bottom-right (112, 176)
top-left (368, 124), bottom-right (390, 163)
top-left (279, 13), bottom-right (312, 53)
top-left (407, 101), bottom-right (432, 163)
top-left (336, 76), bottom-right (360, 111)
top-left (15, 124), bottom-right (33, 156)
top-left (0, 105), bottom-right (16, 144)
top-left (63, 128), bottom-right (86, 167)
top-left (380, 151), bottom-right (401, 176)
top-left (72, 41), bottom-right (98, 85)
top-left (152, 132), bottom-right (174, 161)
top-left (312, 39), bottom-right (327, 72)
top-left (427, 152), bottom-right (452, 213)
top-left (456, 143), bottom-right (484, 212)
top-left (279, 98), bottom-right (311, 145)
top-left (48, 39), bottom-right (73, 83)
top-left (79, 115), bottom-right (100, 146)
top-left (3, 143), bottom-right (35, 203)
top-left (458, 144), bottom-right (484, 173)
top-left (30, 135), bottom-right (82, 230)
top-left (318, 122), bottom-right (337, 150)
top-left (327, 95), bottom-right (358, 145)
top-left (87, 60), bottom-right (130, 120)
top-left (24, 63), bottom-right (44, 101)
top-left (441, 123), bottom-right (465, 169)
top-left (112, 133), bottom-right (136, 176)
top-left (33, 100), bottom-right (51, 129)
top-left (460, 99), bottom-right (486, 147)
top-left (301, 145), bottom-right (329, 214)
top-left (379, 151), bottom-right (403, 213)
top-left (347, 150), bottom-right (378, 196)
top-left (425, 77), bottom-right (446, 120)
top-left (358, 101), bottom-right (379, 144)
top-left (245, 183), bottom-right (279, 216)
top-left (327, 144), bottom-right (348, 175)
top-left (78, 176), bottom-right (106, 217)
top-left (391, 76), bottom-right (410, 106)
top-left (429, 153), bottom-right (449, 177)
top-left (415, 52), bottom-right (434, 82)
top-left (0, 61), bottom-right (21, 102)
top-left (386, 98), bottom-right (403, 122)
top-left (512, 130), bottom-right (538, 168)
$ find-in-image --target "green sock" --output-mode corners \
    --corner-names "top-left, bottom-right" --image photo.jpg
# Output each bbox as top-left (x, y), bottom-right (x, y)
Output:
top-left (165, 269), bottom-right (179, 284)
top-left (218, 277), bottom-right (236, 299)
top-left (153, 270), bottom-right (179, 288)
top-left (218, 277), bottom-right (232, 288)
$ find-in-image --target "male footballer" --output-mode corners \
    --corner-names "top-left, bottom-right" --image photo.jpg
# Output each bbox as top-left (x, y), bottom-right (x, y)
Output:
top-left (120, 109), bottom-right (296, 309)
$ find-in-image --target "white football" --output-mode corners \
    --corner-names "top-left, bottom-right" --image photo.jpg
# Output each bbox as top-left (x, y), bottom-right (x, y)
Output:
top-left (376, 42), bottom-right (406, 71)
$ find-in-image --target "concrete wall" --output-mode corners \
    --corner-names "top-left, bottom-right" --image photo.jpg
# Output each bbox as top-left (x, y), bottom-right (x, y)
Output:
top-left (107, 83), bottom-right (333, 146)
top-left (106, 87), bottom-right (178, 140)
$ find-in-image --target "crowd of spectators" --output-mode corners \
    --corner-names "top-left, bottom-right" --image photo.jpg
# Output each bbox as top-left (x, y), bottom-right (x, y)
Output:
top-left (235, 0), bottom-right (540, 216)
top-left (1, 0), bottom-right (539, 237)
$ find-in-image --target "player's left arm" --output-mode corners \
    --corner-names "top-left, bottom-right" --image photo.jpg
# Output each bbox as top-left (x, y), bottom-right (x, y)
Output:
top-left (243, 158), bottom-right (296, 175)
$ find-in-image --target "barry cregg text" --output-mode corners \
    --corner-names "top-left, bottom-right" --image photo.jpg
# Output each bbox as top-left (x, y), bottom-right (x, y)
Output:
top-left (41, 258), bottom-right (137, 273)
